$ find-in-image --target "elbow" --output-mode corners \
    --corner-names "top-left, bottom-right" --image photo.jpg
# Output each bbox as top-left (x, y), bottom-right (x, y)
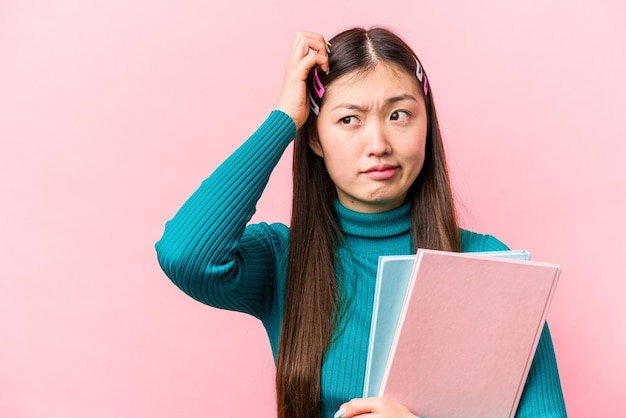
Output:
top-left (154, 228), bottom-right (189, 285)
top-left (155, 236), bottom-right (175, 280)
top-left (155, 226), bottom-right (221, 299)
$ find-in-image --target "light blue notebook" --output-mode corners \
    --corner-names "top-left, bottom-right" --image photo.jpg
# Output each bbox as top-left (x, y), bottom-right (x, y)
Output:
top-left (362, 249), bottom-right (531, 398)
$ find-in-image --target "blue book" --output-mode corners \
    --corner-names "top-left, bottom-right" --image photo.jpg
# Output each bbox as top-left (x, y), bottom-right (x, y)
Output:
top-left (363, 250), bottom-right (531, 398)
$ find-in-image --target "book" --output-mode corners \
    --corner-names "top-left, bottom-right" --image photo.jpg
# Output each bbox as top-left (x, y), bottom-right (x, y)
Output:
top-left (363, 250), bottom-right (531, 398)
top-left (365, 249), bottom-right (560, 418)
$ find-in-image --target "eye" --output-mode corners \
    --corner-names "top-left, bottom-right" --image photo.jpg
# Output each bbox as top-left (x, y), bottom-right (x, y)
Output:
top-left (390, 110), bottom-right (410, 121)
top-left (340, 116), bottom-right (359, 125)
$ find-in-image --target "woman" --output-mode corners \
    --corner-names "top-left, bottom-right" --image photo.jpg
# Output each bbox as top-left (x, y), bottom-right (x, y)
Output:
top-left (156, 27), bottom-right (566, 418)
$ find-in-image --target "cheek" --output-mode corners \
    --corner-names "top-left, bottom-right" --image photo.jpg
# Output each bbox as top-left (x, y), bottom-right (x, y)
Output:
top-left (316, 127), bottom-right (360, 163)
top-left (402, 136), bottom-right (427, 159)
top-left (402, 138), bottom-right (428, 177)
top-left (320, 144), bottom-right (357, 170)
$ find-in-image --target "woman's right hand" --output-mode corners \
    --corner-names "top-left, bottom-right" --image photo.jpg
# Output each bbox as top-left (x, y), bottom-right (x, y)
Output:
top-left (276, 31), bottom-right (330, 130)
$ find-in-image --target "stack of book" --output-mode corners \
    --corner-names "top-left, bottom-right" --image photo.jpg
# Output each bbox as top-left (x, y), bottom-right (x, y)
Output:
top-left (363, 249), bottom-right (560, 418)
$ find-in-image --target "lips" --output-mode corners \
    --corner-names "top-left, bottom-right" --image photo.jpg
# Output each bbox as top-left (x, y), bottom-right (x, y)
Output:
top-left (364, 164), bottom-right (398, 173)
top-left (363, 164), bottom-right (399, 180)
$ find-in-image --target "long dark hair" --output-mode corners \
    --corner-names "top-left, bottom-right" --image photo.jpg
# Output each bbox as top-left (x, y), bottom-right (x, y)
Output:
top-left (276, 27), bottom-right (461, 418)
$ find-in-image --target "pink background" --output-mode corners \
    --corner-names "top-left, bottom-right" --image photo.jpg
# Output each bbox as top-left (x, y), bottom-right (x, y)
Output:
top-left (1, 0), bottom-right (624, 416)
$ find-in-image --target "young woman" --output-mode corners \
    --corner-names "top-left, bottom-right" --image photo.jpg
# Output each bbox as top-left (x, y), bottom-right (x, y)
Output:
top-left (156, 27), bottom-right (567, 418)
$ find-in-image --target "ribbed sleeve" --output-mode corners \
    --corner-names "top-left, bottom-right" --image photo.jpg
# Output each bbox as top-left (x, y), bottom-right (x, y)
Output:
top-left (155, 111), bottom-right (296, 318)
top-left (515, 323), bottom-right (568, 417)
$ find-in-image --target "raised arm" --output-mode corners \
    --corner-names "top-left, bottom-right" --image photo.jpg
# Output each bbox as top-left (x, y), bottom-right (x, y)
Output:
top-left (155, 111), bottom-right (295, 318)
top-left (155, 31), bottom-right (330, 319)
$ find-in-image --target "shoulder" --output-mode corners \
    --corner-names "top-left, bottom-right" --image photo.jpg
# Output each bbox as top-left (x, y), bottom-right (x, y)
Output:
top-left (459, 228), bottom-right (510, 252)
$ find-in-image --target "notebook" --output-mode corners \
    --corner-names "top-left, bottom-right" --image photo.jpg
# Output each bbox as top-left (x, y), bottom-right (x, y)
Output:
top-left (367, 249), bottom-right (560, 418)
top-left (363, 250), bottom-right (531, 398)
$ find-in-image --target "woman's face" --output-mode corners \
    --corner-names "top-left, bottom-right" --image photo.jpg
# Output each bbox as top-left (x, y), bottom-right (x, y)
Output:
top-left (310, 62), bottom-right (428, 214)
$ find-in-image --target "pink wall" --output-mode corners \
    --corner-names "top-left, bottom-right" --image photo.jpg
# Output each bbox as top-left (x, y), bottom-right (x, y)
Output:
top-left (1, 0), bottom-right (624, 416)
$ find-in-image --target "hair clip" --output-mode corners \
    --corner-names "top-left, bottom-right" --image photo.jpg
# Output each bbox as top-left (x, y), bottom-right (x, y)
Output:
top-left (415, 58), bottom-right (424, 82)
top-left (309, 92), bottom-right (320, 115)
top-left (313, 67), bottom-right (325, 99)
top-left (414, 57), bottom-right (428, 96)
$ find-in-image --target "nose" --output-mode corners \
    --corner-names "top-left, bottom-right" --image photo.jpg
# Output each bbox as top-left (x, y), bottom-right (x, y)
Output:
top-left (366, 122), bottom-right (391, 157)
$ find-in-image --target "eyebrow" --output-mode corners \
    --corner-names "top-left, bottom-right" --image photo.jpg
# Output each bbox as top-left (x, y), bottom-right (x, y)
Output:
top-left (330, 94), bottom-right (418, 112)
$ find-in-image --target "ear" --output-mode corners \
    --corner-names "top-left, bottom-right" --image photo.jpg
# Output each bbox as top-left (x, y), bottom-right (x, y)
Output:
top-left (308, 133), bottom-right (324, 158)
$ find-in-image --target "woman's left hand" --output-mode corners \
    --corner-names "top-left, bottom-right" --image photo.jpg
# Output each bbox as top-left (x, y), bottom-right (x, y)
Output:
top-left (335, 397), bottom-right (422, 418)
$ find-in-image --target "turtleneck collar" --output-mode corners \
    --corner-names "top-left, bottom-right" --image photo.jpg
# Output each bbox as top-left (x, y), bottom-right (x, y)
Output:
top-left (334, 200), bottom-right (412, 253)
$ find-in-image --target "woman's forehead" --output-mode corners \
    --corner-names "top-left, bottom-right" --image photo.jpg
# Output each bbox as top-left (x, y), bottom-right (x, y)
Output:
top-left (324, 63), bottom-right (421, 104)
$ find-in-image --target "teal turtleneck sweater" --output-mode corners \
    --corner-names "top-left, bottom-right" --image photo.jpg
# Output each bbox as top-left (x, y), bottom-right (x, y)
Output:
top-left (156, 110), bottom-right (566, 417)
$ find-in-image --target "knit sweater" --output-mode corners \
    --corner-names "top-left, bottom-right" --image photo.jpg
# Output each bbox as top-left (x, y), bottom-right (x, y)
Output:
top-left (155, 110), bottom-right (567, 417)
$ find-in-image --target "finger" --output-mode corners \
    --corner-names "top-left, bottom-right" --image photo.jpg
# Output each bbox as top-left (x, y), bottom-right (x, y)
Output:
top-left (280, 47), bottom-right (328, 97)
top-left (336, 398), bottom-right (383, 418)
top-left (336, 397), bottom-right (421, 418)
top-left (290, 30), bottom-right (328, 56)
top-left (289, 31), bottom-right (330, 73)
top-left (275, 31), bottom-right (329, 128)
